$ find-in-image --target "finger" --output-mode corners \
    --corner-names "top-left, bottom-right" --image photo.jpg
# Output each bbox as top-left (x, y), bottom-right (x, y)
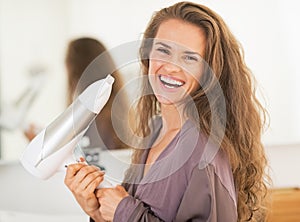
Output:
top-left (86, 175), bottom-right (105, 194)
top-left (96, 188), bottom-right (117, 200)
top-left (74, 165), bottom-right (103, 183)
top-left (65, 163), bottom-right (86, 179)
top-left (78, 156), bottom-right (86, 163)
top-left (115, 185), bottom-right (129, 198)
top-left (65, 164), bottom-right (102, 190)
top-left (74, 165), bottom-right (104, 189)
top-left (95, 188), bottom-right (110, 198)
top-left (116, 185), bottom-right (125, 191)
top-left (73, 173), bottom-right (104, 196)
top-left (95, 188), bottom-right (103, 198)
top-left (80, 171), bottom-right (105, 191)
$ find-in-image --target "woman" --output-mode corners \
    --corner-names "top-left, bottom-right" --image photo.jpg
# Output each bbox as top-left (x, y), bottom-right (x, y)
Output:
top-left (65, 2), bottom-right (270, 221)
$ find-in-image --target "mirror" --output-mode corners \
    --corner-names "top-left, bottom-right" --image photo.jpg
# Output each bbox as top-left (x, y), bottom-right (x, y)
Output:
top-left (1, 0), bottom-right (300, 161)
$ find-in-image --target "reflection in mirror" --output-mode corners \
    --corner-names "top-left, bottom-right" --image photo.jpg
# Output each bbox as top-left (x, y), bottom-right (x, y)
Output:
top-left (1, 0), bottom-right (300, 162)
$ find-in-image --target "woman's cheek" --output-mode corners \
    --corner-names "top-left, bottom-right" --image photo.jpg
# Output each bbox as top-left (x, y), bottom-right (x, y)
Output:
top-left (148, 60), bottom-right (160, 75)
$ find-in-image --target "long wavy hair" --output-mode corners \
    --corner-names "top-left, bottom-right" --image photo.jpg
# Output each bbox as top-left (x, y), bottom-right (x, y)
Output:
top-left (132, 2), bottom-right (270, 221)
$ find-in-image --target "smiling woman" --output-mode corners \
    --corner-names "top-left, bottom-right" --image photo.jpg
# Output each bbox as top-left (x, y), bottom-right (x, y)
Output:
top-left (1, 0), bottom-right (299, 161)
top-left (1, 0), bottom-right (300, 222)
top-left (64, 2), bottom-right (270, 222)
top-left (148, 19), bottom-right (206, 105)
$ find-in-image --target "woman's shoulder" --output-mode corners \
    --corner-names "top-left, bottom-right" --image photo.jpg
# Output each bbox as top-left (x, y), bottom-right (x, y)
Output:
top-left (188, 140), bottom-right (237, 209)
top-left (175, 158), bottom-right (237, 222)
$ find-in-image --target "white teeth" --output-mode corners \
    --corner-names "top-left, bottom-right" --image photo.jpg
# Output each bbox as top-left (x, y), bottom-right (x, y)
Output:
top-left (159, 75), bottom-right (184, 87)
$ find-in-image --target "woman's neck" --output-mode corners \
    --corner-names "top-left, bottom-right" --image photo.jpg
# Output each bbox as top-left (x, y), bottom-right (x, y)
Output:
top-left (160, 103), bottom-right (186, 133)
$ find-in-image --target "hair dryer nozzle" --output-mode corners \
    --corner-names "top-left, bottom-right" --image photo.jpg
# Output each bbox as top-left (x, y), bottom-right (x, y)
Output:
top-left (20, 74), bottom-right (115, 180)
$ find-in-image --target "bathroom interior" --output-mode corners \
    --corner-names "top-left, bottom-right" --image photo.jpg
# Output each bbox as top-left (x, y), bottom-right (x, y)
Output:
top-left (0, 0), bottom-right (299, 221)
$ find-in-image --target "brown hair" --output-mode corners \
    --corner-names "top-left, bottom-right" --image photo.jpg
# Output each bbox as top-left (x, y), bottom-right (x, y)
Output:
top-left (65, 37), bottom-right (106, 104)
top-left (134, 2), bottom-right (270, 221)
top-left (65, 37), bottom-right (130, 150)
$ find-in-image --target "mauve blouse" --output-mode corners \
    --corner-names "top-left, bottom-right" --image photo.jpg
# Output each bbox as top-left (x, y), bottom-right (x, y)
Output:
top-left (92, 118), bottom-right (237, 222)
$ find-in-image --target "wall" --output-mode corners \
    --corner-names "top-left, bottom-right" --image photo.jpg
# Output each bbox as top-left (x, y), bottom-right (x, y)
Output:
top-left (265, 144), bottom-right (300, 187)
top-left (0, 0), bottom-right (69, 160)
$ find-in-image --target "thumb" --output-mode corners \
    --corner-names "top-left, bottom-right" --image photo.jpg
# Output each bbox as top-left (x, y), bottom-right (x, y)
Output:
top-left (116, 185), bottom-right (124, 190)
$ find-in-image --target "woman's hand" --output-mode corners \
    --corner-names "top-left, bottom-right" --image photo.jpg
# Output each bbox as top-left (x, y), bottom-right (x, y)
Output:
top-left (23, 123), bottom-right (40, 141)
top-left (96, 185), bottom-right (129, 221)
top-left (64, 163), bottom-right (104, 220)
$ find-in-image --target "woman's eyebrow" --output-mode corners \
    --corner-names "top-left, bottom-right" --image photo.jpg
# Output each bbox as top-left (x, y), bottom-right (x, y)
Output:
top-left (155, 42), bottom-right (172, 49)
top-left (183, 51), bottom-right (201, 57)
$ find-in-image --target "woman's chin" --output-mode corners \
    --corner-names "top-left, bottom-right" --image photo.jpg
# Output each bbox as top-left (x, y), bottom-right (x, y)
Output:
top-left (155, 94), bottom-right (182, 106)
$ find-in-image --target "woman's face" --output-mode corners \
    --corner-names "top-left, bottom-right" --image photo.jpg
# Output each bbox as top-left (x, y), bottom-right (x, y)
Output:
top-left (148, 19), bottom-right (206, 105)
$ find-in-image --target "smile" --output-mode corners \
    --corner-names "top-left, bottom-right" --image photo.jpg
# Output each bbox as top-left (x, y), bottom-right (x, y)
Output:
top-left (159, 75), bottom-right (185, 88)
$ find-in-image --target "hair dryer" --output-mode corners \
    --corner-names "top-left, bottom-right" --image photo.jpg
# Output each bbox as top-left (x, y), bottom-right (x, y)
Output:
top-left (20, 74), bottom-right (115, 188)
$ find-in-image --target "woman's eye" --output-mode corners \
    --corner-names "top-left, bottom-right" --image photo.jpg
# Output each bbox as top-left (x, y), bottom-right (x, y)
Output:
top-left (157, 47), bottom-right (170, 55)
top-left (183, 55), bottom-right (198, 62)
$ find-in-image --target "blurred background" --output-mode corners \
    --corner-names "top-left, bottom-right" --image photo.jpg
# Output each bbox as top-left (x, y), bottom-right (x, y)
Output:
top-left (0, 0), bottom-right (299, 221)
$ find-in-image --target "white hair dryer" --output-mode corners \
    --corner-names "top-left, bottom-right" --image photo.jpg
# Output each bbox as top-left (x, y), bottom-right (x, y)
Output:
top-left (20, 74), bottom-right (115, 188)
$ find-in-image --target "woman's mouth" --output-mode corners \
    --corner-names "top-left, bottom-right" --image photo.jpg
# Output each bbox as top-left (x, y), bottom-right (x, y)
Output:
top-left (159, 75), bottom-right (185, 88)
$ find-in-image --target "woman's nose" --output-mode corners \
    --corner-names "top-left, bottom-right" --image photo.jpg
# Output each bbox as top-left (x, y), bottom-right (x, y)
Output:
top-left (162, 61), bottom-right (182, 74)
